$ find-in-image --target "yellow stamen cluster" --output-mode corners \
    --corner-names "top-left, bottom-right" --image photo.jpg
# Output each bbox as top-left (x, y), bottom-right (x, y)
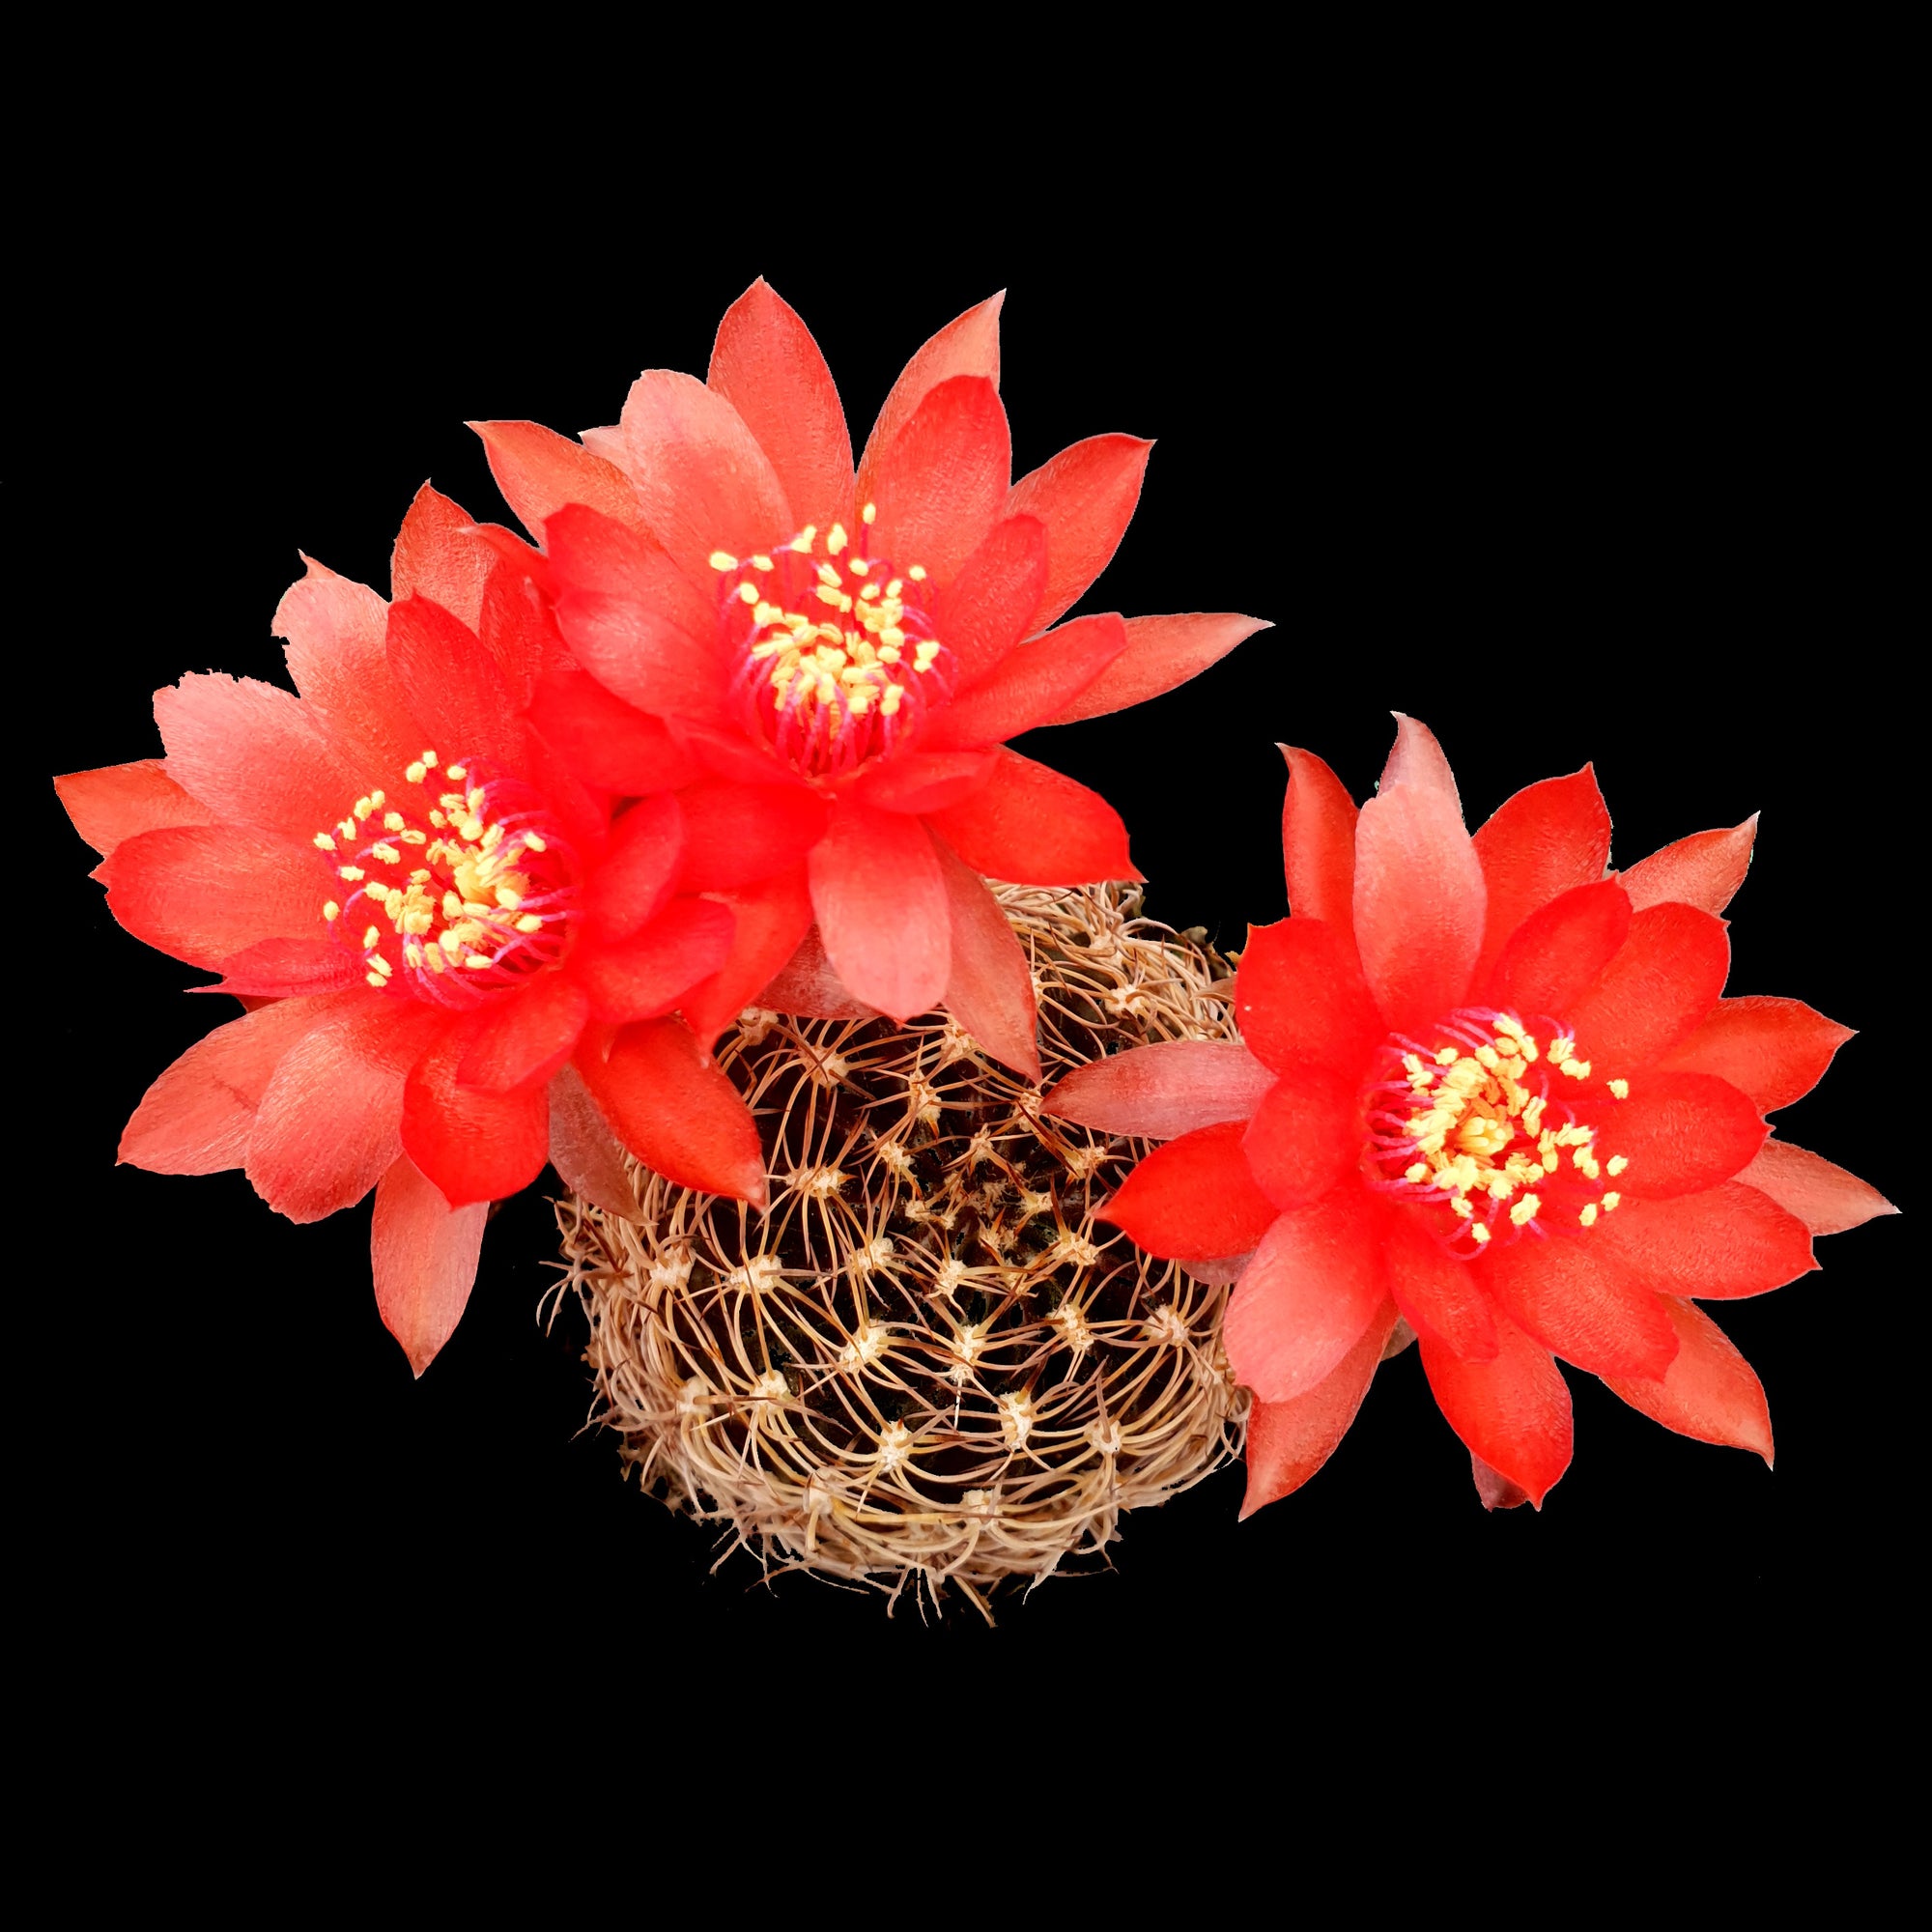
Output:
top-left (1396, 1014), bottom-right (1631, 1232)
top-left (713, 507), bottom-right (941, 732)
top-left (315, 751), bottom-right (552, 990)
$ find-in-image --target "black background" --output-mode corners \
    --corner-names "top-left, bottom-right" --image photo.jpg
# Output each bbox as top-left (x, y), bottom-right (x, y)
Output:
top-left (27, 157), bottom-right (1908, 1725)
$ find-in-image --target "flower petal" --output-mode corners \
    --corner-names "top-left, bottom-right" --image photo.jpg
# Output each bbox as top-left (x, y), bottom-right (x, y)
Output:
top-left (577, 895), bottom-right (736, 1023)
top-left (706, 278), bottom-right (854, 527)
top-left (1351, 720), bottom-right (1486, 1034)
top-left (807, 801), bottom-right (950, 1022)
top-left (1735, 1138), bottom-right (1897, 1236)
top-left (1471, 766), bottom-right (1613, 985)
top-left (193, 938), bottom-right (365, 998)
top-left (930, 514), bottom-right (1049, 687)
top-left (547, 1064), bottom-right (641, 1221)
top-left (855, 291), bottom-right (1003, 507)
top-left (244, 999), bottom-right (444, 1223)
top-left (456, 973), bottom-right (590, 1094)
top-left (615, 369), bottom-right (792, 588)
top-left (1241, 1067), bottom-right (1360, 1210)
top-left (756, 922), bottom-right (879, 1019)
top-left (1601, 1297), bottom-right (1775, 1463)
top-left (273, 556), bottom-right (426, 780)
top-left (577, 1017), bottom-right (767, 1204)
top-left (1470, 1457), bottom-right (1533, 1511)
top-left (1485, 880), bottom-right (1634, 1018)
top-left (526, 665), bottom-right (700, 794)
top-left (1565, 902), bottom-right (1731, 1069)
top-left (865, 374), bottom-right (1011, 588)
top-left (56, 758), bottom-right (218, 858)
top-left (678, 865), bottom-right (816, 1046)
top-left (1657, 996), bottom-right (1855, 1113)
top-left (385, 596), bottom-right (526, 773)
top-left (1383, 1208), bottom-right (1500, 1362)
top-left (390, 483), bottom-right (497, 630)
top-left (371, 1154), bottom-right (489, 1378)
top-left (584, 790), bottom-right (685, 943)
top-left (470, 418), bottom-right (645, 539)
top-left (1584, 1070), bottom-right (1767, 1198)
top-left (1097, 1122), bottom-right (1281, 1261)
top-left (551, 591), bottom-right (724, 724)
top-left (119, 992), bottom-right (350, 1175)
top-left (1041, 1040), bottom-right (1276, 1140)
top-left (1619, 816), bottom-right (1758, 915)
top-left (677, 779), bottom-right (829, 891)
top-left (1418, 1310), bottom-right (1574, 1508)
top-left (1005, 434), bottom-right (1151, 630)
top-left (1279, 746), bottom-right (1356, 929)
top-left (1483, 1231), bottom-right (1679, 1379)
top-left (1235, 918), bottom-right (1381, 1073)
top-left (923, 749), bottom-right (1134, 886)
top-left (1238, 1300), bottom-right (1399, 1519)
top-left (933, 836), bottom-right (1039, 1082)
top-left (402, 1021), bottom-right (551, 1208)
top-left (100, 825), bottom-right (330, 969)
top-left (924, 612), bottom-right (1127, 750)
top-left (1223, 1184), bottom-right (1390, 1404)
top-left (1040, 613), bottom-right (1271, 727)
top-left (474, 562), bottom-right (552, 707)
top-left (543, 502), bottom-right (717, 647)
top-left (155, 673), bottom-right (357, 835)
top-left (848, 749), bottom-right (999, 816)
top-left (1593, 1181), bottom-right (1817, 1299)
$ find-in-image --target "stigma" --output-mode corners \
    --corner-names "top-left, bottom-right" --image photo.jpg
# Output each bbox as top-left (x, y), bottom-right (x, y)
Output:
top-left (314, 752), bottom-right (580, 1005)
top-left (711, 505), bottom-right (953, 779)
top-left (1363, 1009), bottom-right (1631, 1257)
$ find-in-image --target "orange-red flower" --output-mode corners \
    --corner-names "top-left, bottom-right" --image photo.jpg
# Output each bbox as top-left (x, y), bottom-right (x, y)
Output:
top-left (465, 280), bottom-right (1267, 1079)
top-left (1044, 717), bottom-right (1894, 1513)
top-left (56, 491), bottom-right (764, 1374)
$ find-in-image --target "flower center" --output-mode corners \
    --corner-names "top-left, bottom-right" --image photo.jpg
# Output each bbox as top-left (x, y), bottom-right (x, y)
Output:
top-left (709, 503), bottom-right (954, 780)
top-left (1362, 1008), bottom-right (1632, 1256)
top-left (313, 750), bottom-right (580, 1005)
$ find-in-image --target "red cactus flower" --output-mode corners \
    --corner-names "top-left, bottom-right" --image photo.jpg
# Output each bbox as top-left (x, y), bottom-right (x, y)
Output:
top-left (56, 489), bottom-right (765, 1375)
top-left (465, 280), bottom-right (1267, 1080)
top-left (1043, 717), bottom-right (1894, 1514)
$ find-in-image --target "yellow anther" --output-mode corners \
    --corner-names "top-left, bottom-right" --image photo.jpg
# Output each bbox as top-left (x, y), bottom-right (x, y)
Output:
top-left (421, 751), bottom-right (438, 769)
top-left (1470, 1223), bottom-right (1492, 1244)
top-left (515, 914), bottom-right (543, 934)
top-left (360, 924), bottom-right (380, 950)
top-left (1607, 1078), bottom-right (1630, 1099)
top-left (337, 818), bottom-right (356, 841)
top-left (790, 526), bottom-right (816, 552)
top-left (751, 554), bottom-right (773, 572)
top-left (1475, 1043), bottom-right (1501, 1069)
top-left (907, 564), bottom-right (926, 581)
top-left (371, 954), bottom-right (392, 978)
top-left (405, 762), bottom-right (427, 782)
top-left (323, 901), bottom-right (340, 923)
top-left (496, 887), bottom-right (522, 911)
top-left (1493, 1014), bottom-right (1527, 1040)
top-left (848, 555), bottom-right (869, 576)
top-left (886, 578), bottom-right (903, 597)
top-left (370, 790), bottom-right (385, 809)
top-left (439, 929), bottom-right (463, 956)
top-left (1579, 1203), bottom-right (1600, 1228)
top-left (424, 946), bottom-right (445, 974)
top-left (366, 970), bottom-right (386, 989)
top-left (1606, 1154), bottom-right (1629, 1177)
top-left (1450, 1195), bottom-right (1474, 1219)
top-left (338, 866), bottom-right (364, 882)
top-left (737, 581), bottom-right (759, 605)
top-left (463, 953), bottom-right (491, 970)
top-left (523, 833), bottom-right (546, 853)
top-left (1559, 1058), bottom-right (1592, 1079)
top-left (354, 797), bottom-right (374, 820)
top-left (446, 765), bottom-right (467, 781)
top-left (709, 551), bottom-right (738, 571)
top-left (1405, 1161), bottom-right (1430, 1183)
top-left (399, 829), bottom-right (426, 845)
top-left (1435, 1047), bottom-right (1460, 1066)
top-left (372, 842), bottom-right (401, 865)
top-left (879, 685), bottom-right (904, 717)
top-left (313, 831), bottom-right (336, 851)
top-left (814, 584), bottom-right (845, 609)
top-left (827, 523), bottom-right (847, 554)
top-left (1509, 1193), bottom-right (1542, 1227)
top-left (1549, 1037), bottom-right (1575, 1064)
top-left (1602, 1191), bottom-right (1621, 1211)
top-left (862, 501), bottom-right (877, 525)
top-left (442, 891), bottom-right (463, 921)
top-left (428, 810), bottom-right (445, 828)
top-left (383, 810), bottom-right (405, 832)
